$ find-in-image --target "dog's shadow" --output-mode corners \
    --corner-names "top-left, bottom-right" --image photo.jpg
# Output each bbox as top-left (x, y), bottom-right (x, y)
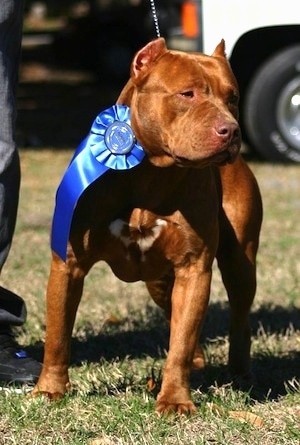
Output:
top-left (73, 302), bottom-right (300, 401)
top-left (28, 302), bottom-right (300, 401)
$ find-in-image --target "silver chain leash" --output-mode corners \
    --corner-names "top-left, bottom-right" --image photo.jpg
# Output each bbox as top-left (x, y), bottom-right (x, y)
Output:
top-left (149, 0), bottom-right (161, 38)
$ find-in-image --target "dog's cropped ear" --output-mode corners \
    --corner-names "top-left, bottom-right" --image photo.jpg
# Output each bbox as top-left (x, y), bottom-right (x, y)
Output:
top-left (131, 38), bottom-right (168, 81)
top-left (212, 39), bottom-right (226, 58)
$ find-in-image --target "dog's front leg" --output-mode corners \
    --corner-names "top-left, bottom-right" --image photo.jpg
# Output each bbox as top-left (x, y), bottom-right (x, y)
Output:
top-left (32, 256), bottom-right (85, 399)
top-left (156, 264), bottom-right (212, 415)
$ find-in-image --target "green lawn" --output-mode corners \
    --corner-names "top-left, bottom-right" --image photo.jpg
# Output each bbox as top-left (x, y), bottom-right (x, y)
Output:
top-left (0, 150), bottom-right (299, 444)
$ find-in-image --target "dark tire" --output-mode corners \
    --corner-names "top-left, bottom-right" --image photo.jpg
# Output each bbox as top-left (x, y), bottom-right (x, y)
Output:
top-left (243, 45), bottom-right (300, 163)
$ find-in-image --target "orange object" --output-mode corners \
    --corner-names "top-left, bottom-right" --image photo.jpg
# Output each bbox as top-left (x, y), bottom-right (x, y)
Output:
top-left (182, 1), bottom-right (199, 38)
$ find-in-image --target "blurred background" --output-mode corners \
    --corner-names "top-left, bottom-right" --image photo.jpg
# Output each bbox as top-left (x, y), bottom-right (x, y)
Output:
top-left (18, 0), bottom-right (192, 148)
top-left (18, 1), bottom-right (300, 163)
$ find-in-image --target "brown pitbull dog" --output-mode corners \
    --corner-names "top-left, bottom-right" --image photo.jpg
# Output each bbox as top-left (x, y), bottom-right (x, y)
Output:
top-left (32, 38), bottom-right (262, 415)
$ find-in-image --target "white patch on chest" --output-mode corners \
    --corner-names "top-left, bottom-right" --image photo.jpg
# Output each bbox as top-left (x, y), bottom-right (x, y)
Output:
top-left (109, 218), bottom-right (167, 255)
top-left (109, 219), bottom-right (132, 247)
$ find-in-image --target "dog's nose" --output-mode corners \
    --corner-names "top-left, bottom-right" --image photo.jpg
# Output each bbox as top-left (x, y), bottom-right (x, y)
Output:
top-left (215, 121), bottom-right (239, 142)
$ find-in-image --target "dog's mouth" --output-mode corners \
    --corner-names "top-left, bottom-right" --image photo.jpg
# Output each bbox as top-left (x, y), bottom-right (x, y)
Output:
top-left (209, 146), bottom-right (239, 165)
top-left (174, 145), bottom-right (239, 168)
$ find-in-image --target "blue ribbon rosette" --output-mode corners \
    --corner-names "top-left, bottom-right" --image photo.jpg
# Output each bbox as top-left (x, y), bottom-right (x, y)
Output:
top-left (51, 105), bottom-right (145, 261)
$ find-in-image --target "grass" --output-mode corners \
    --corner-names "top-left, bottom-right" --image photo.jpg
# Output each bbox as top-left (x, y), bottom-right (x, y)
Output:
top-left (0, 150), bottom-right (299, 444)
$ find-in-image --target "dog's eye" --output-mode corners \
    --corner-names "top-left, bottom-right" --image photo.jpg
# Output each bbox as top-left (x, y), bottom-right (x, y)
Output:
top-left (180, 91), bottom-right (194, 98)
top-left (228, 92), bottom-right (239, 105)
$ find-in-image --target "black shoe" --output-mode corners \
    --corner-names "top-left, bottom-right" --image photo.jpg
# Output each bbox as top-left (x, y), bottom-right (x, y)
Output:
top-left (0, 333), bottom-right (42, 384)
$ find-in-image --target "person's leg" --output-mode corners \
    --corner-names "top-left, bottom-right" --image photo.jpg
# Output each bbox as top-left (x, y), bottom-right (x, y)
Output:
top-left (0, 0), bottom-right (41, 384)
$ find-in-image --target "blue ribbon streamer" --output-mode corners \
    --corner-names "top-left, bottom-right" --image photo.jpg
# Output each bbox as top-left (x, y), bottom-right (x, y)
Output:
top-left (51, 105), bottom-right (145, 261)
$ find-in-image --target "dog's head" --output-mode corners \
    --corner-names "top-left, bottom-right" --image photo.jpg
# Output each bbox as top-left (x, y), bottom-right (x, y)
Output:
top-left (117, 38), bottom-right (241, 168)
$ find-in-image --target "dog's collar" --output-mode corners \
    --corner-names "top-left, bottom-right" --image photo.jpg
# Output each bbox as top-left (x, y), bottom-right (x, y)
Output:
top-left (51, 105), bottom-right (145, 261)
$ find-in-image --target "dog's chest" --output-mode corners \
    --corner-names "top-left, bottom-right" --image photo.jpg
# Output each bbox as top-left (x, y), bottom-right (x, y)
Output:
top-left (79, 167), bottom-right (217, 282)
top-left (101, 208), bottom-right (187, 282)
top-left (109, 217), bottom-right (167, 257)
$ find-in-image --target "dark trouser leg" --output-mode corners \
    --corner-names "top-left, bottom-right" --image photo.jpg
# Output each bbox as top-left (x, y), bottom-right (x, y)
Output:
top-left (0, 0), bottom-right (25, 327)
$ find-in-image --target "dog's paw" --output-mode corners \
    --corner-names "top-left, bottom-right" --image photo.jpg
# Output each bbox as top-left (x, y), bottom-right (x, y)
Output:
top-left (223, 369), bottom-right (256, 391)
top-left (29, 388), bottom-right (65, 401)
top-left (192, 344), bottom-right (206, 369)
top-left (30, 380), bottom-right (70, 401)
top-left (155, 400), bottom-right (197, 416)
top-left (231, 371), bottom-right (256, 391)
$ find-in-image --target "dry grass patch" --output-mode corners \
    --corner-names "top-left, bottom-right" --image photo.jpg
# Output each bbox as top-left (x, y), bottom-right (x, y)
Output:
top-left (0, 151), bottom-right (299, 444)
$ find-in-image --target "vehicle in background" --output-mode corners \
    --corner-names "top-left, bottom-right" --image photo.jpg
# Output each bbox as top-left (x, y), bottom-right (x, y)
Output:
top-left (173, 0), bottom-right (300, 162)
top-left (23, 0), bottom-right (300, 162)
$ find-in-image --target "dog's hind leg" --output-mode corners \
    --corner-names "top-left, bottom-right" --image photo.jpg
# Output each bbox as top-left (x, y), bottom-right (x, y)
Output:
top-left (146, 271), bottom-right (174, 320)
top-left (146, 270), bottom-right (206, 371)
top-left (217, 230), bottom-right (257, 378)
top-left (217, 160), bottom-right (262, 379)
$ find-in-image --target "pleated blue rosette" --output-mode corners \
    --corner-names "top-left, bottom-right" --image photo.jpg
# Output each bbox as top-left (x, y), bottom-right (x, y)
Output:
top-left (51, 105), bottom-right (145, 261)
